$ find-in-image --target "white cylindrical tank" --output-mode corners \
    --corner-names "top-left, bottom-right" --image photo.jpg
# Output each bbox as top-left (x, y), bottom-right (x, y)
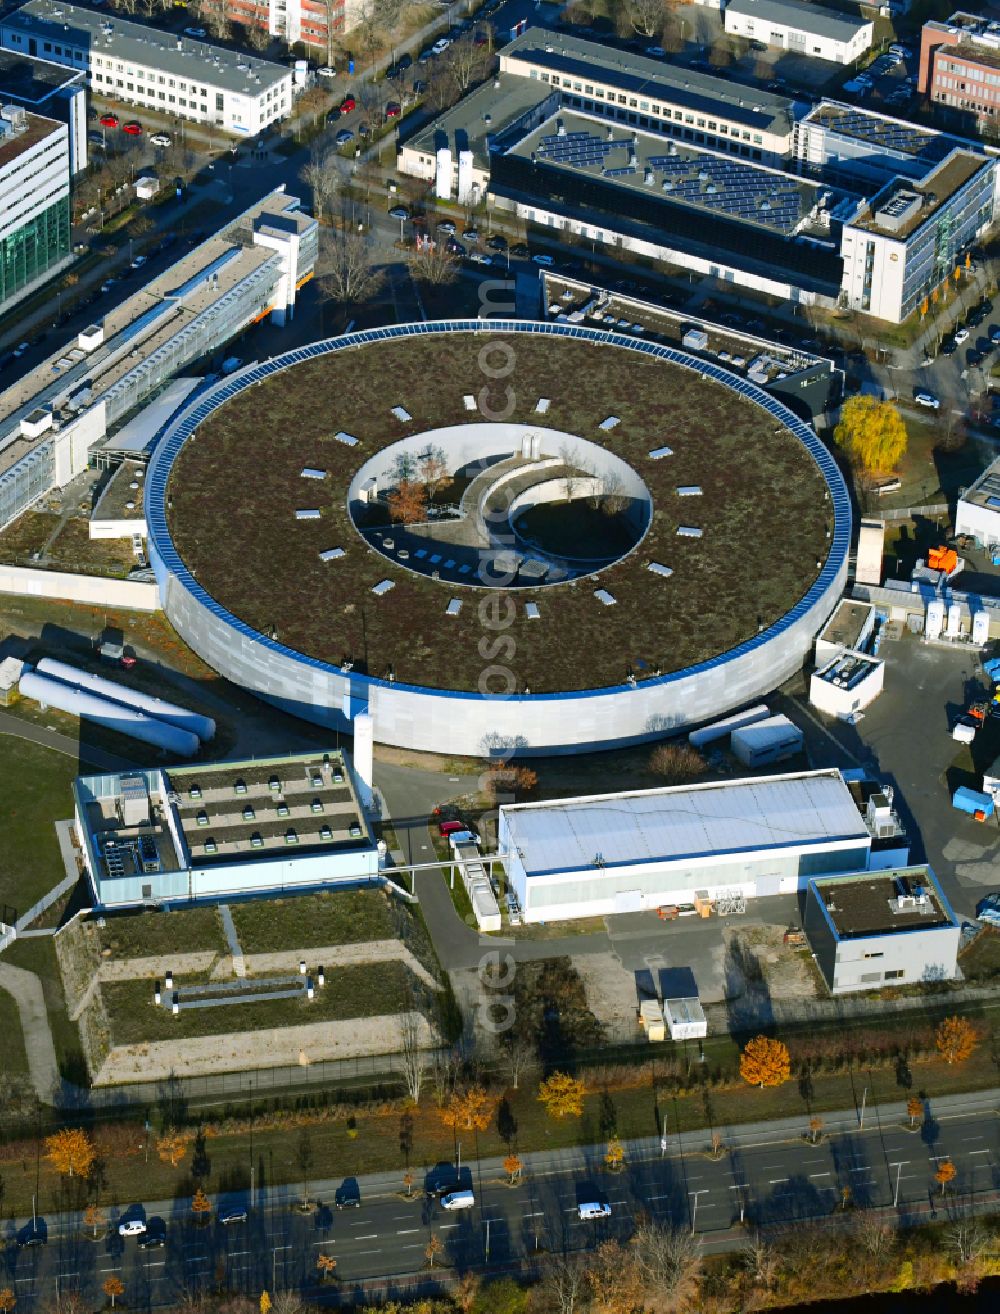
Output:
top-left (19, 671), bottom-right (200, 756)
top-left (293, 59), bottom-right (309, 86)
top-left (435, 147), bottom-right (452, 200)
top-left (36, 658), bottom-right (215, 741)
top-left (973, 610), bottom-right (990, 646)
top-left (926, 599), bottom-right (945, 642)
top-left (946, 602), bottom-right (963, 639)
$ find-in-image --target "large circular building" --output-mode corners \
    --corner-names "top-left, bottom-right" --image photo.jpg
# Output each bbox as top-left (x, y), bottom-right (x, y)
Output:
top-left (146, 321), bottom-right (850, 757)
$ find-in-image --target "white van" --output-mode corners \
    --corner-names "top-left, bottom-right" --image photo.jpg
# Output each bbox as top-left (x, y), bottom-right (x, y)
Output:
top-left (578, 1202), bottom-right (611, 1221)
top-left (440, 1190), bottom-right (475, 1211)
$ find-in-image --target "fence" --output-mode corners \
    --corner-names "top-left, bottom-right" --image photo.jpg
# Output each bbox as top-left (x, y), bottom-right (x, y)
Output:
top-left (877, 502), bottom-right (949, 522)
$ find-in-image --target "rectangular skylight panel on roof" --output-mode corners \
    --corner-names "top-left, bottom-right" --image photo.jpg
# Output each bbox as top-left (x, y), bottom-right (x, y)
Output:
top-left (594, 589), bottom-right (616, 606)
top-left (525, 602), bottom-right (540, 619)
top-left (301, 468), bottom-right (327, 480)
top-left (677, 526), bottom-right (703, 538)
top-left (391, 406), bottom-right (411, 421)
top-left (649, 445), bottom-right (673, 459)
top-left (372, 579), bottom-right (395, 596)
top-left (319, 547), bottom-right (345, 561)
top-left (296, 509), bottom-right (321, 520)
top-left (334, 431), bottom-right (358, 446)
top-left (648, 562), bottom-right (673, 578)
top-left (600, 416), bottom-right (620, 430)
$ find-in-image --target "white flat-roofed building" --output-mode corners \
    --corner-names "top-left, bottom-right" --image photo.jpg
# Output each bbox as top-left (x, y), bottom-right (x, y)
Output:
top-left (956, 456), bottom-right (1000, 548)
top-left (725, 0), bottom-right (873, 65)
top-left (498, 769), bottom-right (878, 923)
top-left (0, 103), bottom-right (70, 314)
top-left (0, 0), bottom-right (293, 135)
top-left (0, 48), bottom-right (86, 173)
top-left (804, 866), bottom-right (960, 994)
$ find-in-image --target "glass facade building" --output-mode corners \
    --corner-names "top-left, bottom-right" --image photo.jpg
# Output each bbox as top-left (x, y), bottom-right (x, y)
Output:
top-left (0, 194), bottom-right (69, 308)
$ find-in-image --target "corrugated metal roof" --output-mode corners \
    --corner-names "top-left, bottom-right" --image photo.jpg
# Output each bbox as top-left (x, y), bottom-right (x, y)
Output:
top-left (503, 771), bottom-right (867, 877)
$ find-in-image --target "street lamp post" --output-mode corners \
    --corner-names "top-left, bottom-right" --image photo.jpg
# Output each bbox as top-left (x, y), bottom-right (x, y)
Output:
top-left (891, 1160), bottom-right (907, 1208)
top-left (689, 1188), bottom-right (709, 1234)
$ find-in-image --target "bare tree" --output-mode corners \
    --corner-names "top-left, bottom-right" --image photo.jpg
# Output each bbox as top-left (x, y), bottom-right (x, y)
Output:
top-left (542, 1252), bottom-right (588, 1314)
top-left (300, 142), bottom-right (342, 223)
top-left (558, 443), bottom-right (583, 501)
top-left (633, 1221), bottom-right (704, 1308)
top-left (441, 34), bottom-right (492, 97)
top-left (399, 1001), bottom-right (428, 1103)
top-left (742, 1232), bottom-right (778, 1292)
top-left (619, 0), bottom-right (666, 39)
top-left (430, 1047), bottom-right (460, 1107)
top-left (318, 225), bottom-right (385, 307)
top-left (855, 1211), bottom-right (896, 1261)
top-left (600, 471), bottom-right (631, 516)
top-left (946, 1215), bottom-right (990, 1269)
top-left (498, 1028), bottom-right (535, 1091)
top-left (406, 237), bottom-right (459, 285)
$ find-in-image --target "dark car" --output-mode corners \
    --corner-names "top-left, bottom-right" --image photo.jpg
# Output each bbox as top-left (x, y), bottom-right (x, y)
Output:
top-left (335, 1178), bottom-right (361, 1209)
top-left (326, 107), bottom-right (341, 123)
top-left (940, 337), bottom-right (957, 355)
top-left (386, 101), bottom-right (401, 117)
top-left (968, 348), bottom-right (985, 367)
top-left (16, 1222), bottom-right (47, 1248)
top-left (511, 242), bottom-right (529, 257)
top-left (486, 234), bottom-right (507, 250)
top-left (138, 1218), bottom-right (167, 1249)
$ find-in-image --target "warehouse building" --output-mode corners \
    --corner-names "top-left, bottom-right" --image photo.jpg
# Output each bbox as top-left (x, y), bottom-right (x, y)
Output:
top-left (75, 749), bottom-right (379, 907)
top-left (0, 1), bottom-right (293, 135)
top-left (498, 769), bottom-right (897, 923)
top-left (0, 101), bottom-right (70, 316)
top-left (724, 0), bottom-right (873, 66)
top-left (0, 187), bottom-right (317, 536)
top-left (804, 867), bottom-right (960, 994)
top-left (0, 48), bottom-right (86, 173)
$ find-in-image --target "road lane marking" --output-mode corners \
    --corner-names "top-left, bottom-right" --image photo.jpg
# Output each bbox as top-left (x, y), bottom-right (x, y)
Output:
top-left (354, 1234), bottom-right (378, 1240)
top-left (809, 1172), bottom-right (831, 1179)
top-left (523, 1210), bottom-right (546, 1217)
top-left (970, 1149), bottom-right (990, 1156)
top-left (768, 1178), bottom-right (789, 1185)
top-left (396, 1228), bottom-right (419, 1235)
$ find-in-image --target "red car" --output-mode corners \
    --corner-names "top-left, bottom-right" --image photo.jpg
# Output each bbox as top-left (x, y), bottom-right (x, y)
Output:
top-left (123, 120), bottom-right (142, 136)
top-left (438, 819), bottom-right (465, 838)
top-left (339, 95), bottom-right (356, 113)
top-left (99, 113), bottom-right (119, 128)
top-left (386, 101), bottom-right (401, 118)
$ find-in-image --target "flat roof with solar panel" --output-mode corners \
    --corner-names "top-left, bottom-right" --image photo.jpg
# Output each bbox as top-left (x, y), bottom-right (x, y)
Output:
top-left (515, 110), bottom-right (847, 238)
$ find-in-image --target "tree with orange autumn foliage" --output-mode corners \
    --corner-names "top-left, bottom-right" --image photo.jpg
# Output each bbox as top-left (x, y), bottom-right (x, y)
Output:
top-left (102, 1276), bottom-right (124, 1309)
top-left (538, 1071), bottom-right (586, 1120)
top-left (156, 1132), bottom-right (190, 1168)
top-left (936, 1015), bottom-right (976, 1065)
top-left (503, 1153), bottom-right (522, 1184)
top-left (439, 1086), bottom-right (495, 1133)
top-left (739, 1036), bottom-right (791, 1089)
top-left (906, 1096), bottom-right (923, 1129)
top-left (935, 1159), bottom-right (957, 1195)
top-left (45, 1128), bottom-right (96, 1179)
top-left (387, 479), bottom-right (428, 525)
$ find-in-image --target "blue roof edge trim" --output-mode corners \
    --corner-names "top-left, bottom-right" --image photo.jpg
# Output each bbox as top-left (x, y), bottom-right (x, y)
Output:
top-left (146, 318), bottom-right (851, 705)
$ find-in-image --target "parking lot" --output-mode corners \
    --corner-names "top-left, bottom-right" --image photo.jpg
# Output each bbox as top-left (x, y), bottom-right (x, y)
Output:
top-left (794, 631), bottom-right (1000, 921)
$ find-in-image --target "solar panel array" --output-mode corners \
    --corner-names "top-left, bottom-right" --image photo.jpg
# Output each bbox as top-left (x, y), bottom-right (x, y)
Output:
top-left (644, 154), bottom-right (804, 233)
top-left (820, 108), bottom-right (941, 160)
top-left (537, 130), bottom-right (628, 167)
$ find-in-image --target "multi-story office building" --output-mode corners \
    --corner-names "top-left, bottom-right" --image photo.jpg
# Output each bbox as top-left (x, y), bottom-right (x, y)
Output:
top-left (218, 0), bottom-right (365, 51)
top-left (839, 148), bottom-right (995, 322)
top-left (0, 48), bottom-right (86, 173)
top-left (919, 12), bottom-right (1000, 133)
top-left (0, 0), bottom-right (293, 135)
top-left (0, 188), bottom-right (317, 535)
top-left (724, 0), bottom-right (873, 66)
top-left (0, 102), bottom-right (70, 315)
top-left (498, 29), bottom-right (797, 163)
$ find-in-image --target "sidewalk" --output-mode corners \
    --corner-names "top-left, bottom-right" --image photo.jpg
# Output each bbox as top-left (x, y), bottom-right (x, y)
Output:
top-left (12, 1082), bottom-right (1000, 1240)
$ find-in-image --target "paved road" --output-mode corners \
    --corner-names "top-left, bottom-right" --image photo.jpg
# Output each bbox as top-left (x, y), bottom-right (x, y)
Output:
top-left (6, 1085), bottom-right (1000, 1306)
top-left (0, 712), bottom-right (135, 773)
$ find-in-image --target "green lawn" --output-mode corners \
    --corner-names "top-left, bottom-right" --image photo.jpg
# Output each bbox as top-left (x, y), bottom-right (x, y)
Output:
top-left (102, 960), bottom-right (417, 1044)
top-left (229, 889), bottom-right (398, 954)
top-left (2, 936), bottom-right (87, 1085)
top-left (0, 738), bottom-right (78, 918)
top-left (95, 904), bottom-right (227, 958)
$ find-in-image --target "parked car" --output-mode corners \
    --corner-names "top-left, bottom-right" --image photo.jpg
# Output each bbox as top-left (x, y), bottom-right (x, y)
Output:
top-left (431, 37), bottom-right (451, 54)
top-left (335, 128), bottom-right (355, 145)
top-left (386, 101), bottom-right (401, 117)
top-left (12, 341), bottom-right (30, 357)
top-left (326, 107), bottom-right (341, 123)
top-left (462, 226), bottom-right (479, 240)
top-left (123, 120), bottom-right (142, 136)
top-left (388, 205), bottom-right (410, 219)
top-left (335, 1178), bottom-right (361, 1209)
top-left (137, 1219), bottom-right (167, 1249)
top-left (914, 390), bottom-right (940, 410)
top-left (440, 1190), bottom-right (475, 1211)
top-left (954, 327), bottom-right (970, 344)
top-left (446, 239), bottom-right (466, 256)
top-left (118, 1216), bottom-right (147, 1238)
top-left (130, 254), bottom-right (147, 269)
top-left (339, 94), bottom-right (356, 112)
top-left (486, 233), bottom-right (507, 250)
top-left (578, 1201), bottom-right (612, 1221)
top-left (99, 112), bottom-right (119, 128)
top-left (15, 1224), bottom-right (46, 1248)
top-left (532, 253), bottom-right (555, 266)
top-left (149, 132), bottom-right (171, 146)
top-left (317, 66), bottom-right (337, 78)
top-left (438, 818), bottom-right (465, 837)
top-left (645, 44), bottom-right (665, 56)
top-left (511, 242), bottom-right (529, 257)
top-left (990, 327), bottom-right (1000, 345)
top-left (968, 349), bottom-right (985, 367)
top-left (218, 1206), bottom-right (248, 1226)
top-left (183, 25), bottom-right (206, 36)
top-left (437, 219), bottom-right (457, 234)
top-left (467, 251), bottom-right (492, 265)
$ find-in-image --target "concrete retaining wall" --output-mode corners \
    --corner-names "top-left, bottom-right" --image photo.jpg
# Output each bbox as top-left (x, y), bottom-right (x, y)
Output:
top-left (0, 564), bottom-right (160, 611)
